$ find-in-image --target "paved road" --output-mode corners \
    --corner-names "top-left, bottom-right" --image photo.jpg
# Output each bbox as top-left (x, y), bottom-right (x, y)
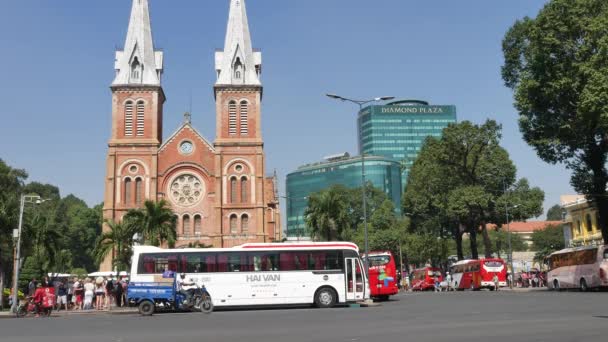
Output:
top-left (1, 291), bottom-right (606, 342)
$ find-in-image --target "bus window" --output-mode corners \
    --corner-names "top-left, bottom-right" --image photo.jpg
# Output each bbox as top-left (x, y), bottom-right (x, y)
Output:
top-left (138, 253), bottom-right (178, 274)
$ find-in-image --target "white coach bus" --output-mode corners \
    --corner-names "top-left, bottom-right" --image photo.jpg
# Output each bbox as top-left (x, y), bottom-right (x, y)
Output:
top-left (547, 245), bottom-right (608, 291)
top-left (130, 242), bottom-right (369, 308)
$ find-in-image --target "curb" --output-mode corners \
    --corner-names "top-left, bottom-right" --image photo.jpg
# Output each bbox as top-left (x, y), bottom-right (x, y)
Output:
top-left (0, 309), bottom-right (138, 319)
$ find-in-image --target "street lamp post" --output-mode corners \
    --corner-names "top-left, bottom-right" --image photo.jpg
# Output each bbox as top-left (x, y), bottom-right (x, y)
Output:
top-left (326, 94), bottom-right (395, 274)
top-left (11, 194), bottom-right (45, 313)
top-left (505, 201), bottom-right (519, 289)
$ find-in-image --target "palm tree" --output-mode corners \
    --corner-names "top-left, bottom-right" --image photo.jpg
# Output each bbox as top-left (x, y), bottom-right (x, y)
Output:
top-left (125, 200), bottom-right (177, 247)
top-left (94, 219), bottom-right (137, 272)
top-left (25, 212), bottom-right (61, 274)
top-left (305, 189), bottom-right (350, 241)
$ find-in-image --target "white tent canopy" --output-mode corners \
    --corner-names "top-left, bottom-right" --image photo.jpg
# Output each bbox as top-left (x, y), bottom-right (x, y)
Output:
top-left (88, 271), bottom-right (129, 277)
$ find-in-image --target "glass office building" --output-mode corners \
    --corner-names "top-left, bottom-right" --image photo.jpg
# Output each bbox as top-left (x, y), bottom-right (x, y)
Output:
top-left (285, 154), bottom-right (402, 238)
top-left (358, 100), bottom-right (457, 186)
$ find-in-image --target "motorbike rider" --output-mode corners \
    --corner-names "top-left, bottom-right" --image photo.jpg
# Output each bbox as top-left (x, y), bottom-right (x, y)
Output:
top-left (32, 284), bottom-right (45, 316)
top-left (176, 273), bottom-right (196, 305)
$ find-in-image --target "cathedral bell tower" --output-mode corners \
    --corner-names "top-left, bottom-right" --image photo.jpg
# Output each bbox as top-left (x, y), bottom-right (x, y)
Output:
top-left (102, 0), bottom-right (164, 270)
top-left (214, 0), bottom-right (269, 246)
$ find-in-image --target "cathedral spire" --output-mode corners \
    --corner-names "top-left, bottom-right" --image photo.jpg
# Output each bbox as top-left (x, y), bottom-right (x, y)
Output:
top-left (113, 0), bottom-right (163, 86)
top-left (215, 0), bottom-right (262, 86)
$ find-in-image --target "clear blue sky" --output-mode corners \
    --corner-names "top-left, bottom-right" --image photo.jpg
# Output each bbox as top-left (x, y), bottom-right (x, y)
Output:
top-left (0, 0), bottom-right (569, 220)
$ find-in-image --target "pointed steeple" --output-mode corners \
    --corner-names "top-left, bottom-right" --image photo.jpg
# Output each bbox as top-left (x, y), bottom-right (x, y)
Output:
top-left (113, 0), bottom-right (163, 86)
top-left (215, 0), bottom-right (262, 86)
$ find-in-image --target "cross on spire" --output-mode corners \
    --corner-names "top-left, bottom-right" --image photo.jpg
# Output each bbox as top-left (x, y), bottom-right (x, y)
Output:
top-left (215, 0), bottom-right (262, 86)
top-left (113, 0), bottom-right (163, 86)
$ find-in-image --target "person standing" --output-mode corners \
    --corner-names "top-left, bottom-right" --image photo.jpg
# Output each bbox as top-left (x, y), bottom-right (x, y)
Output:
top-left (446, 272), bottom-right (453, 291)
top-left (84, 278), bottom-right (95, 310)
top-left (105, 277), bottom-right (114, 310)
top-left (56, 281), bottom-right (67, 311)
top-left (28, 278), bottom-right (37, 297)
top-left (115, 277), bottom-right (123, 308)
top-left (493, 274), bottom-right (500, 291)
top-left (95, 277), bottom-right (105, 310)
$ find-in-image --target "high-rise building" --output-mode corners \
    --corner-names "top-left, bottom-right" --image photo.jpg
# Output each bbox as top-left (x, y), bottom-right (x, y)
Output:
top-left (358, 100), bottom-right (457, 185)
top-left (285, 154), bottom-right (402, 238)
top-left (101, 0), bottom-right (280, 270)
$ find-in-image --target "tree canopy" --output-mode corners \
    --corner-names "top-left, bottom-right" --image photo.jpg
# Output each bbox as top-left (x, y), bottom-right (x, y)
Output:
top-left (502, 0), bottom-right (608, 243)
top-left (404, 120), bottom-right (545, 260)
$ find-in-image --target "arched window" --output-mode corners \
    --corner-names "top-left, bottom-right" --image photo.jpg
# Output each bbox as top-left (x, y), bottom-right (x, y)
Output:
top-left (234, 57), bottom-right (243, 79)
top-left (240, 101), bottom-right (248, 135)
top-left (586, 214), bottom-right (593, 232)
top-left (230, 177), bottom-right (238, 203)
top-left (194, 215), bottom-right (202, 235)
top-left (124, 178), bottom-right (132, 205)
top-left (136, 101), bottom-right (145, 136)
top-left (131, 57), bottom-right (141, 80)
top-left (230, 214), bottom-right (238, 234)
top-left (135, 178), bottom-right (143, 205)
top-left (183, 215), bottom-right (191, 236)
top-left (241, 177), bottom-right (248, 203)
top-left (124, 101), bottom-right (133, 136)
top-left (241, 214), bottom-right (249, 233)
top-left (228, 101), bottom-right (237, 135)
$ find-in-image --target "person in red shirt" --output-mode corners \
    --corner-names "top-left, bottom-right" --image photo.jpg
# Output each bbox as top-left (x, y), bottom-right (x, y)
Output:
top-left (32, 284), bottom-right (45, 316)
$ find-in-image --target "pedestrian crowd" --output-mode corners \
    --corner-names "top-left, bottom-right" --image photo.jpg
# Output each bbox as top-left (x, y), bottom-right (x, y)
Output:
top-left (26, 275), bottom-right (128, 312)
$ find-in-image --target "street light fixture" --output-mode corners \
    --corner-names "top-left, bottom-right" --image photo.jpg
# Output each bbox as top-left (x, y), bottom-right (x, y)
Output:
top-left (325, 93), bottom-right (394, 274)
top-left (11, 194), bottom-right (48, 313)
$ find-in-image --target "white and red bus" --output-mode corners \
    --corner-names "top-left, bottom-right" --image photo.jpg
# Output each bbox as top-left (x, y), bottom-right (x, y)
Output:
top-left (362, 251), bottom-right (399, 300)
top-left (411, 267), bottom-right (443, 291)
top-left (547, 245), bottom-right (608, 291)
top-left (130, 242), bottom-right (369, 308)
top-left (449, 258), bottom-right (507, 290)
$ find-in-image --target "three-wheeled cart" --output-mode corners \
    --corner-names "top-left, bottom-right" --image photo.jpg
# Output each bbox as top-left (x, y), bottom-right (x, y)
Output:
top-left (127, 279), bottom-right (213, 316)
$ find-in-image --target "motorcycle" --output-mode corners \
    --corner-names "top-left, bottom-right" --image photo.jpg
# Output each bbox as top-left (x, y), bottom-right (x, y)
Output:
top-left (178, 283), bottom-right (213, 314)
top-left (15, 297), bottom-right (52, 318)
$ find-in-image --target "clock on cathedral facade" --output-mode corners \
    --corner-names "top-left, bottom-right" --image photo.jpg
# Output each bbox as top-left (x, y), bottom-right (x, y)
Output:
top-left (100, 0), bottom-right (281, 271)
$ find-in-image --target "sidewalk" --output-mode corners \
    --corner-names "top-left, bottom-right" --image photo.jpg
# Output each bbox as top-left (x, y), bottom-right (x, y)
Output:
top-left (0, 307), bottom-right (138, 319)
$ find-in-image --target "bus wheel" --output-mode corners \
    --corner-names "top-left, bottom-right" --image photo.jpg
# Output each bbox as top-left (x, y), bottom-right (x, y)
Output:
top-left (580, 279), bottom-right (588, 292)
top-left (553, 280), bottom-right (560, 291)
top-left (314, 287), bottom-right (337, 308)
top-left (138, 301), bottom-right (155, 316)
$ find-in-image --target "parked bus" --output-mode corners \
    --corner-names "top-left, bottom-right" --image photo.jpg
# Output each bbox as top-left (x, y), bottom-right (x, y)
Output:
top-left (411, 267), bottom-right (443, 291)
top-left (362, 251), bottom-right (398, 300)
top-left (130, 242), bottom-right (369, 308)
top-left (449, 258), bottom-right (507, 290)
top-left (547, 245), bottom-right (608, 291)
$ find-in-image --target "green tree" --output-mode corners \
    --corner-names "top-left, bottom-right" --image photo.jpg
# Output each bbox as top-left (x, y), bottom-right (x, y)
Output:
top-left (404, 121), bottom-right (545, 260)
top-left (125, 200), bottom-right (177, 247)
top-left (531, 224), bottom-right (565, 263)
top-left (94, 220), bottom-right (137, 272)
top-left (305, 186), bottom-right (351, 241)
top-left (502, 0), bottom-right (608, 244)
top-left (546, 204), bottom-right (563, 221)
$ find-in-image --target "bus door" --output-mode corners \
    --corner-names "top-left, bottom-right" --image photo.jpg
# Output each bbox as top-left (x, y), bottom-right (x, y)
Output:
top-left (345, 258), bottom-right (365, 301)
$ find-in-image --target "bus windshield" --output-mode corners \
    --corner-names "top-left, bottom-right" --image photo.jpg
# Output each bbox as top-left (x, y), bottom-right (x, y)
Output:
top-left (366, 255), bottom-right (390, 267)
top-left (484, 261), bottom-right (503, 267)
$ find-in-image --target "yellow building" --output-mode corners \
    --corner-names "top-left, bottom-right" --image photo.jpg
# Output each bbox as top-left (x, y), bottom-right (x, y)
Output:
top-left (561, 195), bottom-right (603, 247)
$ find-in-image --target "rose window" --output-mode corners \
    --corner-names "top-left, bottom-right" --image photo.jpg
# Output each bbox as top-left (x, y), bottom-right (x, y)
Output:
top-left (170, 174), bottom-right (203, 206)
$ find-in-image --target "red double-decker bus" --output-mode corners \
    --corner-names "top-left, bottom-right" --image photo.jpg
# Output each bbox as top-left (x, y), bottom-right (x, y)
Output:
top-left (411, 267), bottom-right (443, 291)
top-left (449, 258), bottom-right (507, 290)
top-left (362, 251), bottom-right (398, 300)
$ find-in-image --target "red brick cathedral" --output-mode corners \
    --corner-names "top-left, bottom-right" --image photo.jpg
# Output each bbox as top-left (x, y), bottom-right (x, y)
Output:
top-left (101, 0), bottom-right (281, 270)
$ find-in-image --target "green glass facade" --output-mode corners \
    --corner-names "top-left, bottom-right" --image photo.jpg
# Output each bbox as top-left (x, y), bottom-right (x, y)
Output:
top-left (285, 155), bottom-right (402, 238)
top-left (358, 100), bottom-right (457, 186)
